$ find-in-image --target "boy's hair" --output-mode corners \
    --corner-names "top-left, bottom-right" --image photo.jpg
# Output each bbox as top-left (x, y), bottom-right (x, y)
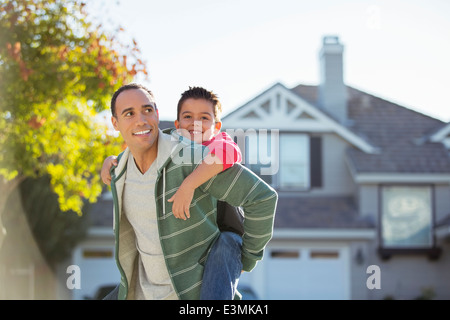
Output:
top-left (111, 83), bottom-right (156, 117)
top-left (177, 86), bottom-right (222, 122)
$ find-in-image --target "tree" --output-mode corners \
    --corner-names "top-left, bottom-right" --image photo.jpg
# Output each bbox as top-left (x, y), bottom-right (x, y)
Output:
top-left (0, 0), bottom-right (148, 248)
top-left (4, 174), bottom-right (90, 268)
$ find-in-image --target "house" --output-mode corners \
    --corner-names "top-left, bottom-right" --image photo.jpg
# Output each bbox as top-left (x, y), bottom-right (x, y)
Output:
top-left (222, 36), bottom-right (450, 300)
top-left (65, 35), bottom-right (450, 300)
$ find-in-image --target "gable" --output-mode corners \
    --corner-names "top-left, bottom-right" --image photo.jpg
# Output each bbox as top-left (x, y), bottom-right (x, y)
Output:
top-left (222, 82), bottom-right (378, 154)
top-left (223, 83), bottom-right (324, 131)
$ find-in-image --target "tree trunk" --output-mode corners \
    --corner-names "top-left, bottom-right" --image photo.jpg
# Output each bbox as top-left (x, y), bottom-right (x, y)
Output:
top-left (0, 175), bottom-right (58, 299)
top-left (0, 176), bottom-right (25, 250)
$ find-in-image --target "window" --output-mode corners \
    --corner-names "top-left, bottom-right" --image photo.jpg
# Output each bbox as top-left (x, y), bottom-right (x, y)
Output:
top-left (271, 250), bottom-right (300, 259)
top-left (243, 132), bottom-right (316, 190)
top-left (279, 134), bottom-right (309, 189)
top-left (381, 186), bottom-right (433, 248)
top-left (310, 251), bottom-right (339, 259)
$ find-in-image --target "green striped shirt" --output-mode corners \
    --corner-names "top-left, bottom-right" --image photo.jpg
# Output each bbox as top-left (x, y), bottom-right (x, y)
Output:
top-left (110, 129), bottom-right (278, 300)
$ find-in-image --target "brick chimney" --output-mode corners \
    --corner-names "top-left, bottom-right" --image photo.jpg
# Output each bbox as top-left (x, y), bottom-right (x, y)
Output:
top-left (318, 35), bottom-right (348, 123)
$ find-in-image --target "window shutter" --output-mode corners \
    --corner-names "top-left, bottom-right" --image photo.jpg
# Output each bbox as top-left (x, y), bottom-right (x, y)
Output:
top-left (310, 136), bottom-right (322, 188)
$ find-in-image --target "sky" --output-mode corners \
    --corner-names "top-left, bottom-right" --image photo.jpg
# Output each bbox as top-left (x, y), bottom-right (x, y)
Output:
top-left (89, 0), bottom-right (450, 123)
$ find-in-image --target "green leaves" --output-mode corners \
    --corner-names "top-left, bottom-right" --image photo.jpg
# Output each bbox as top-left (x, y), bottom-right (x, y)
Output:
top-left (0, 0), bottom-right (147, 215)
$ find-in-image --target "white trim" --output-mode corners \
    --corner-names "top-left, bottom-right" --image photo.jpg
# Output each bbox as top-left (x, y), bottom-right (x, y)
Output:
top-left (430, 123), bottom-right (450, 142)
top-left (354, 173), bottom-right (450, 184)
top-left (87, 227), bottom-right (115, 238)
top-left (101, 191), bottom-right (113, 200)
top-left (223, 82), bottom-right (379, 154)
top-left (272, 228), bottom-right (376, 240)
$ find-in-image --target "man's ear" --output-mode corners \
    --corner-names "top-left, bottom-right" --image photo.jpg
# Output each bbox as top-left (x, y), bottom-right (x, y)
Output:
top-left (111, 116), bottom-right (119, 131)
top-left (174, 119), bottom-right (180, 129)
top-left (214, 121), bottom-right (222, 134)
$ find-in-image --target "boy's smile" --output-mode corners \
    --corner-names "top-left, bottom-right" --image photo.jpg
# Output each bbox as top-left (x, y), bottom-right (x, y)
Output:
top-left (174, 98), bottom-right (221, 144)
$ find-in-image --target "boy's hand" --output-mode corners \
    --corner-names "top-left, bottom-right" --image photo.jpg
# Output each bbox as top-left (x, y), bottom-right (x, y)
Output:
top-left (167, 184), bottom-right (194, 220)
top-left (101, 155), bottom-right (118, 186)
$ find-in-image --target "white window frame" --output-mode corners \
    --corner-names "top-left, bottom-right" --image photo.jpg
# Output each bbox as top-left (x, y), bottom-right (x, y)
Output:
top-left (278, 134), bottom-right (310, 190)
top-left (244, 132), bottom-right (310, 190)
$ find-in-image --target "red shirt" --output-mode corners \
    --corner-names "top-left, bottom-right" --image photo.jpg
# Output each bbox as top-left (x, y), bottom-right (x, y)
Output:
top-left (202, 132), bottom-right (242, 171)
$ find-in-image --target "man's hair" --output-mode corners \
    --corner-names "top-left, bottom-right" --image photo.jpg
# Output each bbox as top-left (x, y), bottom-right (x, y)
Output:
top-left (111, 83), bottom-right (156, 117)
top-left (177, 86), bottom-right (222, 122)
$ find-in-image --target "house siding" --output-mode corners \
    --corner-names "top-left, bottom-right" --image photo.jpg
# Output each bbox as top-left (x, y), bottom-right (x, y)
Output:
top-left (435, 184), bottom-right (450, 223)
top-left (321, 134), bottom-right (355, 195)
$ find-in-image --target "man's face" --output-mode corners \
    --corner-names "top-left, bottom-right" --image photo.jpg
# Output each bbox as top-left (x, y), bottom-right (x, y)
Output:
top-left (174, 98), bottom-right (221, 144)
top-left (111, 88), bottom-right (159, 153)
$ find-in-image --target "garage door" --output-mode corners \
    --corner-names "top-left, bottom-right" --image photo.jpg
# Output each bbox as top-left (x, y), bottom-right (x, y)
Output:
top-left (72, 245), bottom-right (120, 300)
top-left (265, 245), bottom-right (350, 300)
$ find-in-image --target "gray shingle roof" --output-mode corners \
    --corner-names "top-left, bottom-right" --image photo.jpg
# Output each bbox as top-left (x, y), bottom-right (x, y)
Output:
top-left (291, 84), bottom-right (450, 174)
top-left (274, 196), bottom-right (374, 229)
top-left (86, 194), bottom-right (113, 228)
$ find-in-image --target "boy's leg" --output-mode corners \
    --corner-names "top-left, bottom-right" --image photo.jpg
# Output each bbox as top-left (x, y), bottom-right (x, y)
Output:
top-left (200, 231), bottom-right (243, 300)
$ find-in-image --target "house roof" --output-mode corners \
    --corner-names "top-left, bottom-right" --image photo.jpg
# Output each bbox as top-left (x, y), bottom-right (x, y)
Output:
top-left (159, 120), bottom-right (175, 130)
top-left (429, 122), bottom-right (450, 143)
top-left (86, 193), bottom-right (113, 228)
top-left (274, 195), bottom-right (374, 229)
top-left (291, 84), bottom-right (450, 174)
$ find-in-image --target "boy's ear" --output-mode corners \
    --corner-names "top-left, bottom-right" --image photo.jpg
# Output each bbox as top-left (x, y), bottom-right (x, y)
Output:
top-left (214, 121), bottom-right (222, 134)
top-left (174, 119), bottom-right (180, 129)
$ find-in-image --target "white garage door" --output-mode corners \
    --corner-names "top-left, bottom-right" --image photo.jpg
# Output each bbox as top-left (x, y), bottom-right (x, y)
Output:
top-left (265, 245), bottom-right (350, 300)
top-left (72, 244), bottom-right (120, 300)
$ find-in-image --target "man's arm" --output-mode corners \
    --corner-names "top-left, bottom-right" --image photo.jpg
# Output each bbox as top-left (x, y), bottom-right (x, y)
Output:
top-left (198, 163), bottom-right (278, 272)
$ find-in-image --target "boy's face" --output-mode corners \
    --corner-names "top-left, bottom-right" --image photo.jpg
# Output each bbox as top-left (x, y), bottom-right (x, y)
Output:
top-left (111, 88), bottom-right (159, 153)
top-left (174, 98), bottom-right (221, 144)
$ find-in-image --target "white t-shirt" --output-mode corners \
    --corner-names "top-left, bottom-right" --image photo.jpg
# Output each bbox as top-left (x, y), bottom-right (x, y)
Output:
top-left (122, 152), bottom-right (178, 300)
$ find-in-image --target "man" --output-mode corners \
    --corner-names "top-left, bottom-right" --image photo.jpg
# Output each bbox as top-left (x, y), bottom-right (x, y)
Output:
top-left (107, 83), bottom-right (277, 300)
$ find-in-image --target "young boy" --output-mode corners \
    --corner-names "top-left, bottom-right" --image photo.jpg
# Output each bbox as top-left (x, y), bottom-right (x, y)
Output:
top-left (101, 86), bottom-right (244, 299)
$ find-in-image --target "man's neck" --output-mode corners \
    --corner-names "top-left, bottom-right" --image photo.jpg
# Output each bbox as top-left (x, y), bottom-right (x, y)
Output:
top-left (130, 140), bottom-right (159, 174)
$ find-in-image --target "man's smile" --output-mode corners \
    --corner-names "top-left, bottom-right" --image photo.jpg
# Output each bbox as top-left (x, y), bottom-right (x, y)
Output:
top-left (133, 129), bottom-right (152, 136)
